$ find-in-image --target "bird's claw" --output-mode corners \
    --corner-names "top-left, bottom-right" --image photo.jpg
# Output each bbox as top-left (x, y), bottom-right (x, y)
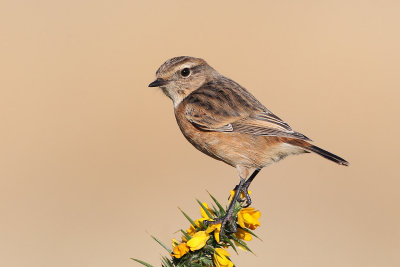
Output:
top-left (242, 186), bottom-right (252, 207)
top-left (229, 185), bottom-right (252, 207)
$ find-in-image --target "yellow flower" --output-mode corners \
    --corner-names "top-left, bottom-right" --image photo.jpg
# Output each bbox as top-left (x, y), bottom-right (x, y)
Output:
top-left (229, 190), bottom-right (251, 203)
top-left (237, 207), bottom-right (261, 230)
top-left (171, 239), bottom-right (189, 259)
top-left (234, 228), bottom-right (252, 241)
top-left (186, 231), bottom-right (210, 251)
top-left (200, 202), bottom-right (215, 219)
top-left (213, 248), bottom-right (233, 267)
top-left (186, 218), bottom-right (206, 236)
top-left (206, 222), bottom-right (221, 243)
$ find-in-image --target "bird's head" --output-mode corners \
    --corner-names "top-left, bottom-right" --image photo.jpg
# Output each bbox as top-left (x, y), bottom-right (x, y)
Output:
top-left (149, 56), bottom-right (218, 106)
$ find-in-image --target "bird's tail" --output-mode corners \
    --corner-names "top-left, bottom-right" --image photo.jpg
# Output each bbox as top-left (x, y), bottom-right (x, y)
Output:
top-left (305, 145), bottom-right (349, 166)
top-left (285, 139), bottom-right (349, 166)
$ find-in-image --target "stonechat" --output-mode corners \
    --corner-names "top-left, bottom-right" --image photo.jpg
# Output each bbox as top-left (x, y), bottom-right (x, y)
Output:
top-left (149, 56), bottom-right (348, 232)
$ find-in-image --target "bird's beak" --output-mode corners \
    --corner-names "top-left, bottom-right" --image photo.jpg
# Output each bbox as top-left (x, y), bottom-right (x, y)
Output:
top-left (148, 78), bottom-right (167, 87)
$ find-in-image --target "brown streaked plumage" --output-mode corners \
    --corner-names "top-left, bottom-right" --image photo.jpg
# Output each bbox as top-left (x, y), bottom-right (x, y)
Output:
top-left (149, 56), bottom-right (348, 232)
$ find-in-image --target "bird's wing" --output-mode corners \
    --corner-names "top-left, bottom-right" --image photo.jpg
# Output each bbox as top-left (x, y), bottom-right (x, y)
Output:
top-left (230, 114), bottom-right (311, 140)
top-left (183, 79), bottom-right (311, 141)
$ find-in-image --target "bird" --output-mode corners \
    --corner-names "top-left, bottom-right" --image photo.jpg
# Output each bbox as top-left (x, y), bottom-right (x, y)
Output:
top-left (149, 56), bottom-right (348, 233)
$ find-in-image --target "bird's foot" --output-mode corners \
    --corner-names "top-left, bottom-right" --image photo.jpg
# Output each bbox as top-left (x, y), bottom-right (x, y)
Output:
top-left (230, 182), bottom-right (252, 208)
top-left (205, 178), bottom-right (247, 236)
top-left (204, 211), bottom-right (238, 235)
top-left (241, 181), bottom-right (252, 208)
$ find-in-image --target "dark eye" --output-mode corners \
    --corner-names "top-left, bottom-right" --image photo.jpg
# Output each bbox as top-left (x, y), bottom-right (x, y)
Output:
top-left (181, 68), bottom-right (190, 77)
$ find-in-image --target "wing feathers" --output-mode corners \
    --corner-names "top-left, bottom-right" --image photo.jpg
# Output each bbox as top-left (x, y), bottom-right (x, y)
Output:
top-left (252, 113), bottom-right (293, 131)
top-left (231, 121), bottom-right (311, 140)
top-left (183, 78), bottom-right (310, 141)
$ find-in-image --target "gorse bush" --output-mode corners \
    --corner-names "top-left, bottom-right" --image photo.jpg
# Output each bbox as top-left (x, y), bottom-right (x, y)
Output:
top-left (132, 191), bottom-right (261, 267)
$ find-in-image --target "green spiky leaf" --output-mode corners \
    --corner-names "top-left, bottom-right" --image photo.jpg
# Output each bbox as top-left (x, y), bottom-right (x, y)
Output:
top-left (161, 256), bottom-right (174, 267)
top-left (207, 191), bottom-right (226, 215)
top-left (151, 235), bottom-right (172, 253)
top-left (196, 200), bottom-right (214, 219)
top-left (223, 237), bottom-right (238, 254)
top-left (131, 258), bottom-right (155, 267)
top-left (178, 208), bottom-right (200, 231)
top-left (180, 229), bottom-right (191, 241)
top-left (231, 235), bottom-right (253, 253)
top-left (240, 227), bottom-right (262, 240)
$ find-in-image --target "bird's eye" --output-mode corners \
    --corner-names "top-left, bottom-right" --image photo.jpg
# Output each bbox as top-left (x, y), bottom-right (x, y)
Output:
top-left (181, 68), bottom-right (190, 77)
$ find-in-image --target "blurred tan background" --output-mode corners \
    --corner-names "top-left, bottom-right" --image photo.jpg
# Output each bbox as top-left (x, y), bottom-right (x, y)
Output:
top-left (1, 1), bottom-right (399, 266)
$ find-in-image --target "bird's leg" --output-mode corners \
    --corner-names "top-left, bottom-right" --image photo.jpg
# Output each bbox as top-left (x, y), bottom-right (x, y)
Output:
top-left (205, 178), bottom-right (245, 234)
top-left (239, 169), bottom-right (261, 208)
top-left (231, 184), bottom-right (244, 203)
top-left (205, 169), bottom-right (261, 235)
